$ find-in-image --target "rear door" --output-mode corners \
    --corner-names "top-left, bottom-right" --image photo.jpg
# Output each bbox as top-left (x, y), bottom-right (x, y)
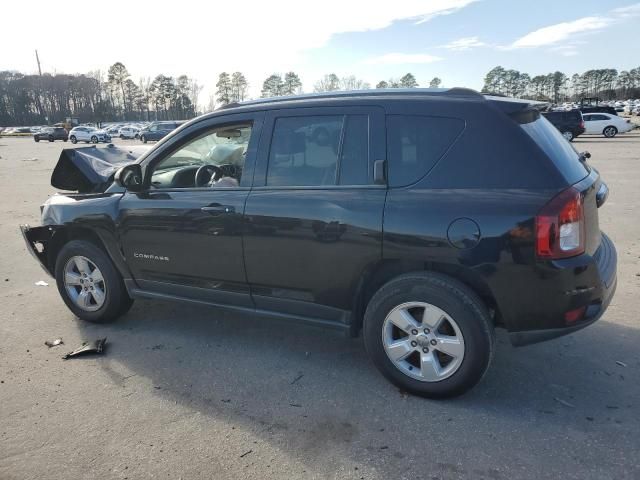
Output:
top-left (243, 106), bottom-right (386, 323)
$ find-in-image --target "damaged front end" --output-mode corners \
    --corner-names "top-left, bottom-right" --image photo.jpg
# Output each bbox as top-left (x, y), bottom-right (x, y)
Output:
top-left (20, 224), bottom-right (60, 276)
top-left (20, 144), bottom-right (149, 277)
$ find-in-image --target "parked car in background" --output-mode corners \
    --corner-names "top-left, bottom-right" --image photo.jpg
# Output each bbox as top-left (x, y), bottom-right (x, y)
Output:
top-left (582, 113), bottom-right (634, 137)
top-left (106, 125), bottom-right (123, 136)
top-left (69, 126), bottom-right (111, 144)
top-left (541, 109), bottom-right (585, 141)
top-left (34, 127), bottom-right (68, 142)
top-left (139, 121), bottom-right (183, 143)
top-left (579, 97), bottom-right (617, 116)
top-left (21, 88), bottom-right (617, 398)
top-left (119, 126), bottom-right (140, 139)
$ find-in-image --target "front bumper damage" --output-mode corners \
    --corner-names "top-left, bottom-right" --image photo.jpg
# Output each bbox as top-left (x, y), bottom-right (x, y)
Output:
top-left (20, 225), bottom-right (57, 277)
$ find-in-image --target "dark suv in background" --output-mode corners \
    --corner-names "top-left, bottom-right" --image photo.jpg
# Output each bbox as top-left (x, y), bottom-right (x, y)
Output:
top-left (541, 109), bottom-right (585, 141)
top-left (139, 121), bottom-right (183, 143)
top-left (21, 89), bottom-right (617, 398)
top-left (34, 127), bottom-right (68, 142)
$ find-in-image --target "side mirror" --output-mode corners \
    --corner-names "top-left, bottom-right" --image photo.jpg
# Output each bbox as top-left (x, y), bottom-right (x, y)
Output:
top-left (114, 164), bottom-right (143, 191)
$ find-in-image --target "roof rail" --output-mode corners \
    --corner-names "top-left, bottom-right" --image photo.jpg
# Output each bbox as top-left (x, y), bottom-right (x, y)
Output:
top-left (225, 87), bottom-right (484, 109)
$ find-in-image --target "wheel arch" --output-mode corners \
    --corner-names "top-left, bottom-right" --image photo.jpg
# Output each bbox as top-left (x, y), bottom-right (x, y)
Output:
top-left (350, 259), bottom-right (500, 337)
top-left (43, 225), bottom-right (133, 282)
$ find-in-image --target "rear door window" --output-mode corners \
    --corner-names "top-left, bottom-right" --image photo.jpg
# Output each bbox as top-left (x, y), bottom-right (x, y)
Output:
top-left (386, 115), bottom-right (465, 187)
top-left (266, 115), bottom-right (370, 187)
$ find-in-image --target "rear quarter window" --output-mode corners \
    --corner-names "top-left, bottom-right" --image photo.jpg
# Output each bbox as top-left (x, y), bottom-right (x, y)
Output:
top-left (520, 116), bottom-right (588, 184)
top-left (386, 115), bottom-right (464, 187)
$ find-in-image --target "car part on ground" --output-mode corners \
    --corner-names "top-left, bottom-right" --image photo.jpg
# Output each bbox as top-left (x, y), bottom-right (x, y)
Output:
top-left (62, 338), bottom-right (107, 359)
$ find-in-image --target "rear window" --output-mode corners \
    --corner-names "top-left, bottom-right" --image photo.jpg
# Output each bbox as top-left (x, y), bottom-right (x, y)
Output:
top-left (386, 115), bottom-right (465, 187)
top-left (520, 116), bottom-right (588, 183)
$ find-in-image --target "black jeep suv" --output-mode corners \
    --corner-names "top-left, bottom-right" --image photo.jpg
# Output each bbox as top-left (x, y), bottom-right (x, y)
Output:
top-left (21, 89), bottom-right (617, 398)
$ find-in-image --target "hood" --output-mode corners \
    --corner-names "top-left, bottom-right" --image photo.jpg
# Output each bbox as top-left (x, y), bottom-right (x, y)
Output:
top-left (51, 144), bottom-right (150, 193)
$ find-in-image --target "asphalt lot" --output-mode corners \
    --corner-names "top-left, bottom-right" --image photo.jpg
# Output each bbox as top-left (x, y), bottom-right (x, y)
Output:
top-left (1, 132), bottom-right (639, 480)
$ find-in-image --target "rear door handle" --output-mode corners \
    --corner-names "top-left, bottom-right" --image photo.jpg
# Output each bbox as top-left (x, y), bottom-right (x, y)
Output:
top-left (201, 205), bottom-right (235, 215)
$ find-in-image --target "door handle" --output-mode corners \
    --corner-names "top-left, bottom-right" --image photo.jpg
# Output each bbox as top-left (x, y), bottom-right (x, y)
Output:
top-left (201, 205), bottom-right (235, 215)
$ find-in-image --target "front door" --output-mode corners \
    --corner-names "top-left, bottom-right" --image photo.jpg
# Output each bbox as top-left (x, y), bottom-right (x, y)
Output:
top-left (243, 106), bottom-right (386, 323)
top-left (118, 112), bottom-right (263, 308)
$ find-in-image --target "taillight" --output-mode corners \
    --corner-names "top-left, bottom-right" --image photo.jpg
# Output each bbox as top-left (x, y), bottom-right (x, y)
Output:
top-left (536, 187), bottom-right (585, 259)
top-left (580, 121), bottom-right (585, 129)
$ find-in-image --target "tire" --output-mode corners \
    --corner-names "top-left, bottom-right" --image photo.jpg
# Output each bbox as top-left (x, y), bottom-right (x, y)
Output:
top-left (561, 131), bottom-right (574, 142)
top-left (70, 135), bottom-right (77, 144)
top-left (603, 126), bottom-right (617, 138)
top-left (34, 136), bottom-right (40, 142)
top-left (363, 272), bottom-right (494, 398)
top-left (141, 135), bottom-right (147, 144)
top-left (54, 240), bottom-right (133, 323)
top-left (63, 139), bottom-right (68, 142)
top-left (48, 136), bottom-right (54, 142)
top-left (119, 134), bottom-right (124, 139)
top-left (91, 135), bottom-right (98, 144)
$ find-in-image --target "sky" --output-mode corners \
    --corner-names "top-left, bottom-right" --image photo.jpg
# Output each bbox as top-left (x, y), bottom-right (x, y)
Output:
top-left (1, 0), bottom-right (639, 105)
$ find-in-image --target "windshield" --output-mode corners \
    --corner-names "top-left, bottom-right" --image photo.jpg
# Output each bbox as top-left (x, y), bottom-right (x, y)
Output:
top-left (520, 116), bottom-right (589, 184)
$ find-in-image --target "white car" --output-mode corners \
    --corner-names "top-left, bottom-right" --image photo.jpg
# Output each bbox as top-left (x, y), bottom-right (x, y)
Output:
top-left (69, 126), bottom-right (111, 144)
top-left (582, 113), bottom-right (634, 138)
top-left (118, 126), bottom-right (140, 139)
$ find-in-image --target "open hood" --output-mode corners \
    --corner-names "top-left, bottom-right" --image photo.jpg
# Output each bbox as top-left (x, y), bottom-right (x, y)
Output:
top-left (51, 145), bottom-right (149, 193)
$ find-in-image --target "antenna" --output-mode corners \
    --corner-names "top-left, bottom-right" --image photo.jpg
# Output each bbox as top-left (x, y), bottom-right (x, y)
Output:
top-left (35, 49), bottom-right (42, 76)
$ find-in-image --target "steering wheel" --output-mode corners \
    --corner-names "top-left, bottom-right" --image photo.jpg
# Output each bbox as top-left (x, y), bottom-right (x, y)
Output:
top-left (195, 164), bottom-right (223, 187)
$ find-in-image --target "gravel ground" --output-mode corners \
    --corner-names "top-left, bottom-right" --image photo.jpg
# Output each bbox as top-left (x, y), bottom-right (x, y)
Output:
top-left (0, 132), bottom-right (639, 480)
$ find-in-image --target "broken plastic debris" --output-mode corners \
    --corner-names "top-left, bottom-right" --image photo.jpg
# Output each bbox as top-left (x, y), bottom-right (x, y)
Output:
top-left (616, 361), bottom-right (628, 367)
top-left (45, 338), bottom-right (64, 348)
top-left (35, 280), bottom-right (48, 286)
top-left (62, 338), bottom-right (107, 360)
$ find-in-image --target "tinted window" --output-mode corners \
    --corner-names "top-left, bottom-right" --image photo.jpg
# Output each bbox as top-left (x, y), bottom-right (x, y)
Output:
top-left (267, 115), bottom-right (370, 187)
top-left (520, 116), bottom-right (588, 183)
top-left (386, 115), bottom-right (465, 187)
top-left (338, 115), bottom-right (368, 185)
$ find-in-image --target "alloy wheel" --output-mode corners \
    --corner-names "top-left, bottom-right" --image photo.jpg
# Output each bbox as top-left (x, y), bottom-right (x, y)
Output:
top-left (63, 256), bottom-right (107, 312)
top-left (382, 301), bottom-right (465, 382)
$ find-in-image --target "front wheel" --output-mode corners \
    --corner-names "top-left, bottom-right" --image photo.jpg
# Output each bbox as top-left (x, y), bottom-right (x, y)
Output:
top-left (91, 135), bottom-right (98, 144)
top-left (363, 272), bottom-right (494, 398)
top-left (603, 126), bottom-right (618, 138)
top-left (48, 136), bottom-right (54, 142)
top-left (70, 135), bottom-right (77, 144)
top-left (34, 136), bottom-right (40, 142)
top-left (55, 240), bottom-right (133, 323)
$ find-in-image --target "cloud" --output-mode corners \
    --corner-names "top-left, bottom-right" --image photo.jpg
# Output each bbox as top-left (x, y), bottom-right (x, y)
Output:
top-left (413, 0), bottom-right (480, 24)
top-left (506, 3), bottom-right (640, 49)
top-left (441, 36), bottom-right (487, 51)
top-left (361, 53), bottom-right (443, 65)
top-left (510, 16), bottom-right (611, 48)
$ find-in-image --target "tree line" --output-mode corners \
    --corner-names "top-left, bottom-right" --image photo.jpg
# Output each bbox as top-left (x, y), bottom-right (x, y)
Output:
top-left (0, 62), bottom-right (202, 126)
top-left (2, 61), bottom-right (639, 126)
top-left (482, 66), bottom-right (640, 103)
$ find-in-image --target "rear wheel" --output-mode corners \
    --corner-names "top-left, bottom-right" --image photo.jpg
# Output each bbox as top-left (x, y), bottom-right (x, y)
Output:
top-left (34, 136), bottom-right (40, 142)
top-left (48, 136), bottom-right (54, 142)
top-left (561, 130), bottom-right (574, 142)
top-left (55, 240), bottom-right (133, 323)
top-left (91, 135), bottom-right (98, 144)
top-left (363, 272), bottom-right (494, 398)
top-left (603, 126), bottom-right (617, 138)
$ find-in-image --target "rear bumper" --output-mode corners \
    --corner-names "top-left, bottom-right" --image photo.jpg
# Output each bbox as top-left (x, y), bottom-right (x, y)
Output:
top-left (509, 232), bottom-right (617, 346)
